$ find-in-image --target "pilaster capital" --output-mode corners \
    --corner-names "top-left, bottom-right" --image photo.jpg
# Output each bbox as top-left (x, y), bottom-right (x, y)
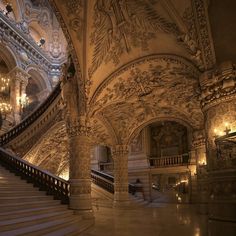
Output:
top-left (112, 145), bottom-right (129, 158)
top-left (199, 61), bottom-right (236, 111)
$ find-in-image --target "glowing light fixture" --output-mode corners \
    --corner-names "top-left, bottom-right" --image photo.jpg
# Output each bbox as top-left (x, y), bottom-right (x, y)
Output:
top-left (0, 73), bottom-right (11, 118)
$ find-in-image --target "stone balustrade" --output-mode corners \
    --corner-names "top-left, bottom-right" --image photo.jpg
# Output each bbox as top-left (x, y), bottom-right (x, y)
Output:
top-left (149, 154), bottom-right (191, 167)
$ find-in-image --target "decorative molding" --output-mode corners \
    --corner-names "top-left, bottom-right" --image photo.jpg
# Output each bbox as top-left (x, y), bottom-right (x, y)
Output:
top-left (192, 0), bottom-right (216, 70)
top-left (88, 0), bottom-right (180, 77)
top-left (89, 54), bottom-right (200, 106)
top-left (0, 10), bottom-right (63, 72)
top-left (66, 116), bottom-right (91, 138)
top-left (48, 0), bottom-right (82, 78)
top-left (59, 0), bottom-right (84, 41)
top-left (199, 61), bottom-right (236, 111)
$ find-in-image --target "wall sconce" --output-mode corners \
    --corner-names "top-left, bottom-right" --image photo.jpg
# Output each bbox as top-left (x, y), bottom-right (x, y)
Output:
top-left (224, 122), bottom-right (231, 135)
top-left (38, 38), bottom-right (46, 47)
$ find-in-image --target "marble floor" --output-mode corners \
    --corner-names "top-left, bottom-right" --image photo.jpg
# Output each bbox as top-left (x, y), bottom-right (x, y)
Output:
top-left (81, 203), bottom-right (208, 236)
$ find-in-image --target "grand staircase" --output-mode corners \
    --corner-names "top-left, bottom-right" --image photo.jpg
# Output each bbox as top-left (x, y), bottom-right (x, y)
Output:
top-left (0, 163), bottom-right (91, 236)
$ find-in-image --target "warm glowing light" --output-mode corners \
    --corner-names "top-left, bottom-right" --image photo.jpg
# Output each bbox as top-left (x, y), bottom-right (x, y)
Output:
top-left (224, 122), bottom-right (229, 128)
top-left (219, 131), bottom-right (224, 136)
top-left (214, 129), bottom-right (218, 134)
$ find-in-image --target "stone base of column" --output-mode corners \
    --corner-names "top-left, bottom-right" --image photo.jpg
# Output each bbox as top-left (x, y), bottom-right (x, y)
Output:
top-left (69, 179), bottom-right (94, 219)
top-left (113, 192), bottom-right (131, 208)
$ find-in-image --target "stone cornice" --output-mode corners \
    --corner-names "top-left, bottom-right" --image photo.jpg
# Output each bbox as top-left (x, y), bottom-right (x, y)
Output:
top-left (199, 61), bottom-right (236, 111)
top-left (0, 10), bottom-right (64, 72)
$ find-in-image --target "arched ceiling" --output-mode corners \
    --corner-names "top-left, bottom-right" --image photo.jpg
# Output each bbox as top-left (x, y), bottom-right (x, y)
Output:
top-left (48, 0), bottom-right (219, 145)
top-left (51, 0), bottom-right (216, 102)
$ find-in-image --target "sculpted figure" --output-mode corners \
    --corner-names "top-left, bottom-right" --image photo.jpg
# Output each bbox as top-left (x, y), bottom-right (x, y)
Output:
top-left (61, 55), bottom-right (79, 122)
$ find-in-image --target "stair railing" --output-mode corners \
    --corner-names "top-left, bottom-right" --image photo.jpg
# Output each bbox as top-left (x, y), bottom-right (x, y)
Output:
top-left (0, 147), bottom-right (69, 204)
top-left (91, 169), bottom-right (136, 195)
top-left (0, 83), bottom-right (61, 146)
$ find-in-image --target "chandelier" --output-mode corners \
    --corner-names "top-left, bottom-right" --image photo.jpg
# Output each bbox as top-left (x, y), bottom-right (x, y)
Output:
top-left (0, 73), bottom-right (11, 117)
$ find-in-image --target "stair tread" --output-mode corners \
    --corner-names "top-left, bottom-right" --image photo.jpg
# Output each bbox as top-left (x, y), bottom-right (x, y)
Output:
top-left (0, 200), bottom-right (60, 207)
top-left (0, 211), bottom-right (73, 227)
top-left (0, 205), bottom-right (68, 216)
top-left (0, 218), bottom-right (74, 236)
top-left (0, 164), bottom-right (87, 236)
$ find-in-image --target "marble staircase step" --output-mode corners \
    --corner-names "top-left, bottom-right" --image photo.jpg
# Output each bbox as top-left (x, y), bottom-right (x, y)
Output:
top-left (0, 199), bottom-right (61, 211)
top-left (0, 211), bottom-right (73, 232)
top-left (26, 218), bottom-right (84, 236)
top-left (0, 163), bottom-right (92, 235)
top-left (0, 205), bottom-right (68, 220)
top-left (0, 218), bottom-right (79, 236)
top-left (0, 195), bottom-right (54, 203)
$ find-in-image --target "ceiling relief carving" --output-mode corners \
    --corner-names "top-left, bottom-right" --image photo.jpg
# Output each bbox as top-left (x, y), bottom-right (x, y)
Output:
top-left (24, 122), bottom-right (69, 176)
top-left (191, 0), bottom-right (216, 70)
top-left (88, 0), bottom-right (178, 77)
top-left (88, 0), bottom-right (207, 79)
top-left (58, 0), bottom-right (83, 41)
top-left (90, 117), bottom-right (116, 146)
top-left (89, 55), bottom-right (204, 144)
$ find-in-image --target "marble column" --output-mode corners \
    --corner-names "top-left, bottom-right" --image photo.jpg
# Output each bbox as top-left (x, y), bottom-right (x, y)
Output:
top-left (112, 144), bottom-right (129, 206)
top-left (199, 61), bottom-right (236, 235)
top-left (8, 67), bottom-right (30, 124)
top-left (67, 117), bottom-right (93, 219)
top-left (192, 130), bottom-right (207, 211)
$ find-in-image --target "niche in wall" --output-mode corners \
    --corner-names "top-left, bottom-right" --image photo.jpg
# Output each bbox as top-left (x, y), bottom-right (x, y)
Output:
top-left (150, 121), bottom-right (188, 157)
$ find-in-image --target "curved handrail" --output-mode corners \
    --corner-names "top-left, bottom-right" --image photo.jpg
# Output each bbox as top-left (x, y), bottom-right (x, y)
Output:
top-left (0, 147), bottom-right (69, 204)
top-left (91, 169), bottom-right (136, 195)
top-left (0, 83), bottom-right (61, 146)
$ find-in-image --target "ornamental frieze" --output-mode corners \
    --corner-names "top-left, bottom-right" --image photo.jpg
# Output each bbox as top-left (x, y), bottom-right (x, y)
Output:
top-left (199, 61), bottom-right (236, 110)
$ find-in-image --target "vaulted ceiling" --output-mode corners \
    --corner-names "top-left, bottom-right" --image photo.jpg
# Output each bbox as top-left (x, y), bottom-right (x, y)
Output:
top-left (47, 0), bottom-right (234, 144)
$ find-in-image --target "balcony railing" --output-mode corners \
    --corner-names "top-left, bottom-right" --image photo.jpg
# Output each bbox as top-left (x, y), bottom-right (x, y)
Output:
top-left (91, 169), bottom-right (136, 195)
top-left (149, 153), bottom-right (190, 168)
top-left (99, 162), bottom-right (114, 172)
top-left (0, 10), bottom-right (64, 71)
top-left (0, 147), bottom-right (69, 204)
top-left (214, 131), bottom-right (236, 169)
top-left (0, 83), bottom-right (61, 146)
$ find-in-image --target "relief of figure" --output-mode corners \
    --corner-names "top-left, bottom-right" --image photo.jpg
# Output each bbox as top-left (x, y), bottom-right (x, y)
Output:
top-left (60, 55), bottom-right (79, 123)
top-left (50, 31), bottom-right (62, 58)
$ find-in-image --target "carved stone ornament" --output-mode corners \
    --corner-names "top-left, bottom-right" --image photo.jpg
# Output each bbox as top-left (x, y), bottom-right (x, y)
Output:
top-left (112, 145), bottom-right (129, 194)
top-left (199, 61), bottom-right (236, 111)
top-left (66, 116), bottom-right (91, 138)
top-left (89, 55), bottom-right (203, 143)
top-left (88, 0), bottom-right (208, 77)
top-left (191, 0), bottom-right (216, 70)
top-left (192, 129), bottom-right (205, 148)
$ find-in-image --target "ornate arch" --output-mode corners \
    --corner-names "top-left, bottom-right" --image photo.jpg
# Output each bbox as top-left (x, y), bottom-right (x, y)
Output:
top-left (127, 117), bottom-right (193, 146)
top-left (0, 43), bottom-right (18, 70)
top-left (88, 54), bottom-right (203, 144)
top-left (26, 65), bottom-right (52, 91)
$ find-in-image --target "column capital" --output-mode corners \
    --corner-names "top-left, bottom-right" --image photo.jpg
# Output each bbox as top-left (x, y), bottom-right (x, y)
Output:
top-left (199, 61), bottom-right (236, 111)
top-left (8, 66), bottom-right (30, 83)
top-left (112, 145), bottom-right (129, 158)
top-left (66, 116), bottom-right (91, 138)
